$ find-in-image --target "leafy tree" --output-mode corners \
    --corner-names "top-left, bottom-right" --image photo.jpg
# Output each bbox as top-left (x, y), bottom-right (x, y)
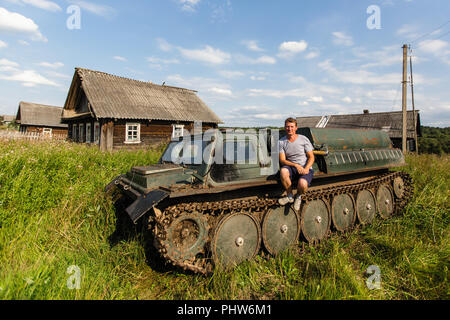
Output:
top-left (418, 126), bottom-right (449, 154)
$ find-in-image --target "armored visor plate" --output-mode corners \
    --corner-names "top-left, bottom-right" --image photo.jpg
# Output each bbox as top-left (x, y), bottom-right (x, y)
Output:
top-left (212, 213), bottom-right (261, 268)
top-left (377, 185), bottom-right (394, 219)
top-left (126, 189), bottom-right (169, 223)
top-left (262, 206), bottom-right (300, 255)
top-left (331, 194), bottom-right (356, 232)
top-left (356, 189), bottom-right (376, 225)
top-left (301, 199), bottom-right (330, 243)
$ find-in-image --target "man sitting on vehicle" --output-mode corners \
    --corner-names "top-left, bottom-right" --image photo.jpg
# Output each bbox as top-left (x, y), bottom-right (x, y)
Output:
top-left (278, 117), bottom-right (315, 211)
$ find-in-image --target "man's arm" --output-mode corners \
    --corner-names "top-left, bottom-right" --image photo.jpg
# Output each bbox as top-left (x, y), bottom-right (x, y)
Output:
top-left (280, 152), bottom-right (305, 173)
top-left (301, 151), bottom-right (315, 174)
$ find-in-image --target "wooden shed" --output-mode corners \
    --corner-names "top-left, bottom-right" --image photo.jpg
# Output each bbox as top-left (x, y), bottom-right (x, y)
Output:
top-left (15, 102), bottom-right (68, 135)
top-left (1, 115), bottom-right (15, 125)
top-left (61, 68), bottom-right (223, 151)
top-left (296, 110), bottom-right (421, 151)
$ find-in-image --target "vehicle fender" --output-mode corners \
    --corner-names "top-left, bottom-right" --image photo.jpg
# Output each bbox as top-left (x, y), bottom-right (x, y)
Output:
top-left (126, 189), bottom-right (169, 224)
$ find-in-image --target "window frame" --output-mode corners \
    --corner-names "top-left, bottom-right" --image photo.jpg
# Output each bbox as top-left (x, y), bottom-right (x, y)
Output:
top-left (172, 124), bottom-right (184, 139)
top-left (94, 122), bottom-right (100, 144)
top-left (79, 123), bottom-right (85, 143)
top-left (86, 122), bottom-right (91, 143)
top-left (124, 122), bottom-right (141, 144)
top-left (42, 128), bottom-right (52, 136)
top-left (73, 124), bottom-right (78, 142)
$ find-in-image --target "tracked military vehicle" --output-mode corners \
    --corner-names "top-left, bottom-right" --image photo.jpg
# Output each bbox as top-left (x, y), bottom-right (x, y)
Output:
top-left (106, 128), bottom-right (413, 274)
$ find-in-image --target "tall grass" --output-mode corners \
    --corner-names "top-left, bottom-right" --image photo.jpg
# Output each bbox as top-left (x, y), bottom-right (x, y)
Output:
top-left (0, 140), bottom-right (448, 300)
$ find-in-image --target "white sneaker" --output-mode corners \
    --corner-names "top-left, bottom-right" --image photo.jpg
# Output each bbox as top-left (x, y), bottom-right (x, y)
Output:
top-left (294, 195), bottom-right (302, 211)
top-left (278, 195), bottom-right (294, 206)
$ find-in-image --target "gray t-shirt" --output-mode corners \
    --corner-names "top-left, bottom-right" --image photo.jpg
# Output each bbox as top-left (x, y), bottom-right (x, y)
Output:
top-left (279, 135), bottom-right (314, 167)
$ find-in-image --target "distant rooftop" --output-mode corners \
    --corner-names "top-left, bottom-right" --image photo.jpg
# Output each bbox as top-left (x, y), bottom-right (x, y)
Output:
top-left (16, 101), bottom-right (67, 128)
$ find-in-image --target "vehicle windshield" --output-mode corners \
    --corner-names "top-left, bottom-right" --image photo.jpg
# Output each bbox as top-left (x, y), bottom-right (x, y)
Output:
top-left (161, 139), bottom-right (213, 166)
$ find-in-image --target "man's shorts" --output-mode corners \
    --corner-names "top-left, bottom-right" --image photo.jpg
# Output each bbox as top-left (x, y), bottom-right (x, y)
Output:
top-left (281, 165), bottom-right (314, 187)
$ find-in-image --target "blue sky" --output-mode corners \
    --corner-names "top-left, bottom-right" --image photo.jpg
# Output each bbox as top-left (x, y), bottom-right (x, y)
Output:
top-left (0, 0), bottom-right (449, 127)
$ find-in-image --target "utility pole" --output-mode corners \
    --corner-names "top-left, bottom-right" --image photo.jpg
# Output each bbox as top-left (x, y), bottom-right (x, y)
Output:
top-left (402, 44), bottom-right (408, 154)
top-left (410, 52), bottom-right (419, 154)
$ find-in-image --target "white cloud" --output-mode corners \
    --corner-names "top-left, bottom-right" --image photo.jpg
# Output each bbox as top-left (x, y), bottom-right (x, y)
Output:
top-left (178, 45), bottom-right (230, 65)
top-left (308, 96), bottom-right (323, 103)
top-left (0, 40), bottom-right (7, 48)
top-left (418, 39), bottom-right (448, 54)
top-left (113, 56), bottom-right (127, 62)
top-left (341, 96), bottom-right (352, 103)
top-left (0, 7), bottom-right (47, 42)
top-left (0, 58), bottom-right (19, 67)
top-left (147, 57), bottom-right (180, 64)
top-left (417, 39), bottom-right (450, 65)
top-left (218, 70), bottom-right (245, 79)
top-left (5, 0), bottom-right (62, 12)
top-left (18, 39), bottom-right (29, 45)
top-left (26, 0), bottom-right (61, 11)
top-left (45, 70), bottom-right (71, 79)
top-left (253, 113), bottom-right (286, 120)
top-left (305, 49), bottom-right (320, 59)
top-left (318, 59), bottom-right (401, 85)
top-left (38, 61), bottom-right (64, 68)
top-left (277, 40), bottom-right (308, 59)
top-left (248, 88), bottom-right (307, 99)
top-left (167, 74), bottom-right (234, 100)
top-left (289, 75), bottom-right (306, 83)
top-left (396, 24), bottom-right (421, 40)
top-left (235, 54), bottom-right (276, 65)
top-left (353, 45), bottom-right (403, 68)
top-left (0, 69), bottom-right (59, 87)
top-left (179, 0), bottom-right (201, 12)
top-left (255, 55), bottom-right (276, 64)
top-left (208, 87), bottom-right (233, 97)
top-left (68, 1), bottom-right (116, 17)
top-left (250, 75), bottom-right (265, 81)
top-left (241, 40), bottom-right (264, 52)
top-left (332, 32), bottom-right (354, 46)
top-left (156, 38), bottom-right (172, 52)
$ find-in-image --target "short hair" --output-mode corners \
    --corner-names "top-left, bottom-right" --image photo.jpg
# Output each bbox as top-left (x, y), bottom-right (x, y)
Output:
top-left (284, 117), bottom-right (298, 127)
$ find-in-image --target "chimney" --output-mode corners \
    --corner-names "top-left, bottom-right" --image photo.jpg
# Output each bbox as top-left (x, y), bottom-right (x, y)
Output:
top-left (363, 109), bottom-right (369, 114)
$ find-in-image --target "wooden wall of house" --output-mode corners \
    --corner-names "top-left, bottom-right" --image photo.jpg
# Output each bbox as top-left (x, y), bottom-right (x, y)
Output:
top-left (20, 125), bottom-right (68, 135)
top-left (112, 120), bottom-right (217, 151)
top-left (67, 118), bottom-right (217, 152)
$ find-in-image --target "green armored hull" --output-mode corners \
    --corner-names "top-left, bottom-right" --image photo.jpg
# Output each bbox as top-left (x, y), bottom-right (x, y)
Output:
top-left (106, 128), bottom-right (413, 274)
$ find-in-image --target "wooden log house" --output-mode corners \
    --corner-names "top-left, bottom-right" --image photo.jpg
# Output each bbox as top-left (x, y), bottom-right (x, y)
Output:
top-left (15, 102), bottom-right (68, 135)
top-left (61, 68), bottom-right (223, 151)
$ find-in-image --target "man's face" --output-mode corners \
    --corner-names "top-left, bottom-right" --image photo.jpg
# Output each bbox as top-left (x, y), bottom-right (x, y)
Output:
top-left (285, 121), bottom-right (297, 135)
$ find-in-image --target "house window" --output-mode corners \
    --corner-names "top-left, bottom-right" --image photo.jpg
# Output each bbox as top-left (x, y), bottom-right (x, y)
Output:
top-left (43, 128), bottom-right (52, 136)
top-left (73, 124), bottom-right (78, 141)
top-left (79, 123), bottom-right (85, 142)
top-left (86, 123), bottom-right (91, 143)
top-left (125, 123), bottom-right (140, 143)
top-left (172, 124), bottom-right (184, 139)
top-left (94, 122), bottom-right (100, 144)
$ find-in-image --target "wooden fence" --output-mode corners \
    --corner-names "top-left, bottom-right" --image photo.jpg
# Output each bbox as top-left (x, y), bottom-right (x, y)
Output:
top-left (0, 130), bottom-right (67, 141)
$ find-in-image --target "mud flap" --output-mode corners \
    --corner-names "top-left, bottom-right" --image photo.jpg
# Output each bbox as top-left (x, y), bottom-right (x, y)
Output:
top-left (126, 189), bottom-right (169, 224)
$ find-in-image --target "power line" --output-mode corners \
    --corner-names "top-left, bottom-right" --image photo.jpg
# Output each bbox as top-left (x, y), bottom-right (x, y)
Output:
top-left (410, 19), bottom-right (450, 45)
top-left (435, 30), bottom-right (450, 40)
top-left (413, 29), bottom-right (450, 51)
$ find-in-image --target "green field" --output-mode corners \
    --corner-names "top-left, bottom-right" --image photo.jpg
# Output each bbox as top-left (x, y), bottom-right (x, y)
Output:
top-left (0, 139), bottom-right (448, 300)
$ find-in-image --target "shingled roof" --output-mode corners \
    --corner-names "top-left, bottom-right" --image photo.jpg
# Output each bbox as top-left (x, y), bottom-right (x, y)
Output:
top-left (16, 102), bottom-right (67, 128)
top-left (63, 68), bottom-right (223, 123)
top-left (297, 110), bottom-right (421, 139)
